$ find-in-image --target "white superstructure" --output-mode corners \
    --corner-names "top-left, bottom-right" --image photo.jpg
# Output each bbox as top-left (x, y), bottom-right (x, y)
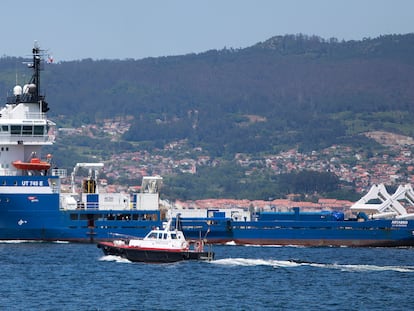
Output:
top-left (0, 42), bottom-right (54, 176)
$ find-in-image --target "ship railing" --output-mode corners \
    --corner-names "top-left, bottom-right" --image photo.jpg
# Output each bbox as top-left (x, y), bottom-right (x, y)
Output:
top-left (52, 168), bottom-right (67, 178)
top-left (0, 111), bottom-right (47, 120)
top-left (25, 112), bottom-right (47, 120)
top-left (0, 169), bottom-right (18, 176)
top-left (0, 135), bottom-right (52, 144)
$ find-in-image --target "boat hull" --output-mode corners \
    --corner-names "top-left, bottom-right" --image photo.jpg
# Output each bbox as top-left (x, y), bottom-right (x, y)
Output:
top-left (97, 242), bottom-right (214, 263)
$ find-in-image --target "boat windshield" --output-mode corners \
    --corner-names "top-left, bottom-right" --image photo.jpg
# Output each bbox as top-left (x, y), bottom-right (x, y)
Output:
top-left (147, 232), bottom-right (158, 239)
top-left (171, 233), bottom-right (177, 239)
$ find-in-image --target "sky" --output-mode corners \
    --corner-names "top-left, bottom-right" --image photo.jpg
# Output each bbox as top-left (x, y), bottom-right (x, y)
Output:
top-left (0, 0), bottom-right (413, 61)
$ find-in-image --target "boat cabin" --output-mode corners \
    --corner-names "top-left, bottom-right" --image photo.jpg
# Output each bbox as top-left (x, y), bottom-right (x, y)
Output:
top-left (128, 222), bottom-right (189, 250)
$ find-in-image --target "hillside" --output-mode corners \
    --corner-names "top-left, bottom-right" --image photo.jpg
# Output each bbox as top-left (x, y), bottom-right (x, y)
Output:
top-left (0, 34), bottom-right (414, 200)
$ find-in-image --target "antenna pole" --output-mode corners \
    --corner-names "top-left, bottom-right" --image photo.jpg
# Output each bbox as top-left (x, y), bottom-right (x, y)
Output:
top-left (32, 42), bottom-right (41, 102)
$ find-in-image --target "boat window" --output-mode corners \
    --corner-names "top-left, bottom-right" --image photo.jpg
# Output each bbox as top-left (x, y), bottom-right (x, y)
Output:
top-left (157, 233), bottom-right (163, 239)
top-left (1, 126), bottom-right (8, 132)
top-left (11, 125), bottom-right (21, 135)
top-left (33, 126), bottom-right (44, 135)
top-left (171, 233), bottom-right (177, 239)
top-left (147, 232), bottom-right (157, 239)
top-left (163, 233), bottom-right (167, 239)
top-left (22, 125), bottom-right (33, 135)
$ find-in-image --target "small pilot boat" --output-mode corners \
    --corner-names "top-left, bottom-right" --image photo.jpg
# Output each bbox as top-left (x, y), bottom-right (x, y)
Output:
top-left (97, 220), bottom-right (214, 263)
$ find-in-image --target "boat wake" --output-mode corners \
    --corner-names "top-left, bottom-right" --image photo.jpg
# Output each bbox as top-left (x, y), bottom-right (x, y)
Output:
top-left (212, 258), bottom-right (414, 272)
top-left (99, 255), bottom-right (131, 263)
top-left (224, 241), bottom-right (237, 246)
top-left (244, 244), bottom-right (305, 248)
top-left (0, 240), bottom-right (70, 244)
top-left (0, 240), bottom-right (45, 244)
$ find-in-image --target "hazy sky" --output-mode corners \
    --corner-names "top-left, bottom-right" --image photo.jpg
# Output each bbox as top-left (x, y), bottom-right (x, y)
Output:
top-left (1, 0), bottom-right (413, 61)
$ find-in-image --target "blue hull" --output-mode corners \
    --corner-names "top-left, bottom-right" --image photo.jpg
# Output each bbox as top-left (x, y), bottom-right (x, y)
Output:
top-left (1, 183), bottom-right (414, 246)
top-left (0, 183), bottom-right (164, 242)
top-left (2, 202), bottom-right (414, 246)
top-left (178, 216), bottom-right (414, 247)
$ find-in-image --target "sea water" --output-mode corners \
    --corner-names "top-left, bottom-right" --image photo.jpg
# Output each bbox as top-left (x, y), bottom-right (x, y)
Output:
top-left (0, 242), bottom-right (413, 311)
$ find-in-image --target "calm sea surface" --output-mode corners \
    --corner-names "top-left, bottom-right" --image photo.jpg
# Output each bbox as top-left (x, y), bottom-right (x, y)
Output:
top-left (0, 242), bottom-right (413, 311)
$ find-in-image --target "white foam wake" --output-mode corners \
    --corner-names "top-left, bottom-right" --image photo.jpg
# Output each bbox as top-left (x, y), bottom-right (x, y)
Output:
top-left (0, 240), bottom-right (43, 244)
top-left (213, 258), bottom-right (301, 267)
top-left (99, 255), bottom-right (131, 263)
top-left (0, 240), bottom-right (70, 244)
top-left (223, 242), bottom-right (305, 248)
top-left (212, 257), bottom-right (414, 272)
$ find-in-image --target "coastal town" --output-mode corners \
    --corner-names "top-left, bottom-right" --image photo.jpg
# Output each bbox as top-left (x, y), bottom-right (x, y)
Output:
top-left (57, 117), bottom-right (414, 212)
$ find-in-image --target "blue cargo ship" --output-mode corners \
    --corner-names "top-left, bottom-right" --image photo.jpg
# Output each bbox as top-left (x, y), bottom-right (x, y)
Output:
top-left (1, 44), bottom-right (414, 247)
top-left (173, 184), bottom-right (414, 247)
top-left (175, 205), bottom-right (414, 247)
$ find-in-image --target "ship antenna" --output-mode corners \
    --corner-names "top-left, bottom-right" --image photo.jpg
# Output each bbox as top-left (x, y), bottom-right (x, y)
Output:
top-left (32, 40), bottom-right (41, 102)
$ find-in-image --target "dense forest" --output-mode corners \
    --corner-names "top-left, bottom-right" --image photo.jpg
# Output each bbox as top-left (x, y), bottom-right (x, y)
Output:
top-left (0, 34), bottom-right (413, 200)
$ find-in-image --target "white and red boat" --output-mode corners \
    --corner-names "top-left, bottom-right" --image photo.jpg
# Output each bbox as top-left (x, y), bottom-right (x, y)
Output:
top-left (97, 220), bottom-right (214, 263)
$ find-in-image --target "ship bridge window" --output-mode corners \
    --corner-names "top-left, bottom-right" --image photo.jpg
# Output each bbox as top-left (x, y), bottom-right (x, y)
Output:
top-left (11, 126), bottom-right (21, 135)
top-left (22, 126), bottom-right (33, 135)
top-left (1, 126), bottom-right (9, 132)
top-left (34, 126), bottom-right (44, 135)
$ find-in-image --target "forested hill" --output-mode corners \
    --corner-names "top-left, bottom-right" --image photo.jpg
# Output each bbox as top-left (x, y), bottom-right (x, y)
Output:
top-left (1, 34), bottom-right (414, 156)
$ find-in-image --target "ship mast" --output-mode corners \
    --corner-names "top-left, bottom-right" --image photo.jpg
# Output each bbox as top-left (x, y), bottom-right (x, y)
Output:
top-left (24, 41), bottom-right (49, 112)
top-left (31, 42), bottom-right (41, 102)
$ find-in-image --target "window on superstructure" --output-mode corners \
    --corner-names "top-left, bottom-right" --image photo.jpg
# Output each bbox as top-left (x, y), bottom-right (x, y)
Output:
top-left (1, 126), bottom-right (8, 132)
top-left (34, 126), bottom-right (44, 135)
top-left (22, 126), bottom-right (32, 136)
top-left (10, 126), bottom-right (21, 135)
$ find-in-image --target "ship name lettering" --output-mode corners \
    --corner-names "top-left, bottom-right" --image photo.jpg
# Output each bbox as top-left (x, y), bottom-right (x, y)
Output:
top-left (391, 220), bottom-right (408, 227)
top-left (21, 180), bottom-right (44, 186)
